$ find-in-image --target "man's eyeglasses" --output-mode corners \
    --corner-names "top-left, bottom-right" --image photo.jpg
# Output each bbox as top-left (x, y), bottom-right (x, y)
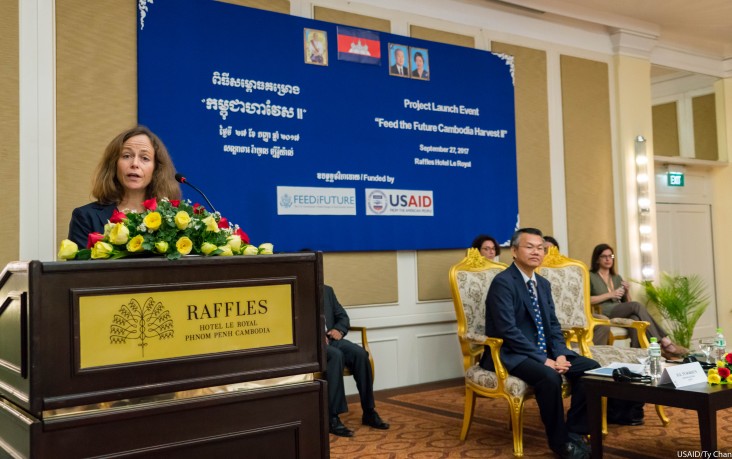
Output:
top-left (518, 245), bottom-right (544, 253)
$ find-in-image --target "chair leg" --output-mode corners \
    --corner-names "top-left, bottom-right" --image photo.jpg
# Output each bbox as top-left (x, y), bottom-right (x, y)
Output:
top-left (601, 396), bottom-right (608, 436)
top-left (460, 387), bottom-right (477, 441)
top-left (507, 395), bottom-right (525, 457)
top-left (655, 404), bottom-right (670, 427)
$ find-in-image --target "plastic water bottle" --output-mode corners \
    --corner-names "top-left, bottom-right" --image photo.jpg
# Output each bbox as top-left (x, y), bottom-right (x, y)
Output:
top-left (716, 328), bottom-right (727, 362)
top-left (648, 337), bottom-right (662, 379)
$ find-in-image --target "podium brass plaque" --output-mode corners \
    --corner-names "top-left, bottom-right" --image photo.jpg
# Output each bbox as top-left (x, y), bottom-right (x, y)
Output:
top-left (78, 283), bottom-right (293, 369)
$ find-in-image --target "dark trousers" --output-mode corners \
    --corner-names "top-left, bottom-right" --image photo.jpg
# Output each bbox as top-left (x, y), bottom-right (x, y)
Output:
top-left (326, 339), bottom-right (374, 417)
top-left (511, 354), bottom-right (600, 450)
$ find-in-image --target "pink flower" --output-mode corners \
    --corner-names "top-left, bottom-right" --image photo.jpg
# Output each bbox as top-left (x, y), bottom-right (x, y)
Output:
top-left (87, 232), bottom-right (104, 249)
top-left (217, 217), bottom-right (229, 229)
top-left (235, 227), bottom-right (250, 244)
top-left (170, 199), bottom-right (180, 207)
top-left (143, 198), bottom-right (158, 211)
top-left (110, 209), bottom-right (126, 223)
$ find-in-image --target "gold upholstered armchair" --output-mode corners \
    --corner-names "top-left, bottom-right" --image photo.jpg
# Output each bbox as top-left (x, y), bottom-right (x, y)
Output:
top-left (449, 248), bottom-right (531, 457)
top-left (537, 247), bottom-right (670, 434)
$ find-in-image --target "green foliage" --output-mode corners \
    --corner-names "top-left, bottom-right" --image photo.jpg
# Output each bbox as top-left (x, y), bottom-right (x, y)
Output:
top-left (642, 273), bottom-right (709, 348)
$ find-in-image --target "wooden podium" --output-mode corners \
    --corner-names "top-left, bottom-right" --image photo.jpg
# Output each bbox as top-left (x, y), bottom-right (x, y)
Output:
top-left (0, 253), bottom-right (328, 458)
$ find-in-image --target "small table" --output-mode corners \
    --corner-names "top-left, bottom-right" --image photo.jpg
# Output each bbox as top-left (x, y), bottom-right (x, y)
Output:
top-left (584, 375), bottom-right (732, 456)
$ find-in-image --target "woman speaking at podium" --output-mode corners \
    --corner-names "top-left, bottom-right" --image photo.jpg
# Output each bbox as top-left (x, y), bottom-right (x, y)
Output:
top-left (67, 126), bottom-right (181, 247)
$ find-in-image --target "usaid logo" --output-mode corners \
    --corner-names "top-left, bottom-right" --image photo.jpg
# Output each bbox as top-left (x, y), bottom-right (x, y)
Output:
top-left (367, 190), bottom-right (387, 214)
top-left (365, 189), bottom-right (434, 216)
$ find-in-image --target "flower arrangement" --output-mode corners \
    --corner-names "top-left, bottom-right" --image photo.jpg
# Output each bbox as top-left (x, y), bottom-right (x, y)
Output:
top-left (58, 197), bottom-right (273, 261)
top-left (707, 353), bottom-right (732, 385)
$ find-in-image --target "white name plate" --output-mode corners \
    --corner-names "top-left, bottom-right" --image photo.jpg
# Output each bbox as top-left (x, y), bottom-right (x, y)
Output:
top-left (659, 362), bottom-right (707, 387)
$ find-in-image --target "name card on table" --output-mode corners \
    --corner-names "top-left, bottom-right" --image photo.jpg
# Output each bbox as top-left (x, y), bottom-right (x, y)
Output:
top-left (659, 362), bottom-right (707, 387)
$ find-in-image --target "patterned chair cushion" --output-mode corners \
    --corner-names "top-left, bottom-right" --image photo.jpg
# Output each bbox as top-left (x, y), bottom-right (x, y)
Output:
top-left (457, 269), bottom-right (503, 337)
top-left (540, 266), bottom-right (587, 329)
top-left (466, 364), bottom-right (533, 398)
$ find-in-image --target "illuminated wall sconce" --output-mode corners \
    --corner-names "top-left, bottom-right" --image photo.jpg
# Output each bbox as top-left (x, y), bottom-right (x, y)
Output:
top-left (635, 135), bottom-right (654, 281)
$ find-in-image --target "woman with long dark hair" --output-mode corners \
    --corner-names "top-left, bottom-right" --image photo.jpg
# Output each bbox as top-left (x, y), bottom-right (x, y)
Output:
top-left (589, 243), bottom-right (687, 358)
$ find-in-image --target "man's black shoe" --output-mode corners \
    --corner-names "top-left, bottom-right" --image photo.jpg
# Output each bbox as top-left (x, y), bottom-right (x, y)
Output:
top-left (329, 416), bottom-right (354, 437)
top-left (553, 441), bottom-right (590, 459)
top-left (362, 410), bottom-right (390, 429)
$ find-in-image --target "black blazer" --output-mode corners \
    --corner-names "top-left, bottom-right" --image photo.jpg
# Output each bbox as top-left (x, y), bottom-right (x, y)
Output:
top-left (67, 202), bottom-right (116, 247)
top-left (323, 285), bottom-right (350, 337)
top-left (480, 263), bottom-right (575, 372)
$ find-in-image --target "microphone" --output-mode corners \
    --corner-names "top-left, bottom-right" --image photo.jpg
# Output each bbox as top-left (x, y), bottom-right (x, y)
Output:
top-left (175, 173), bottom-right (218, 214)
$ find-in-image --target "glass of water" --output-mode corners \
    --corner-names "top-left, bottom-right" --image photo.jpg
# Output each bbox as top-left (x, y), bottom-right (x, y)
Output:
top-left (698, 338), bottom-right (716, 363)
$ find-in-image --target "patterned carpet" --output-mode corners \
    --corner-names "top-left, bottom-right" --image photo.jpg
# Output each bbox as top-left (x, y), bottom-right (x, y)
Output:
top-left (330, 378), bottom-right (732, 458)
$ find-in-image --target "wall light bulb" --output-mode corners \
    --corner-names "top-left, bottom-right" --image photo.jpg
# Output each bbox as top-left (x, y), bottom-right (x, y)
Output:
top-left (640, 242), bottom-right (653, 252)
top-left (639, 225), bottom-right (652, 235)
top-left (642, 266), bottom-right (654, 278)
top-left (638, 197), bottom-right (651, 209)
top-left (636, 173), bottom-right (649, 184)
top-left (636, 155), bottom-right (648, 166)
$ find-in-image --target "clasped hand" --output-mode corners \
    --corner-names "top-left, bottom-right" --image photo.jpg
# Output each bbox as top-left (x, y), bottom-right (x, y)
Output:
top-left (326, 329), bottom-right (343, 342)
top-left (545, 356), bottom-right (571, 374)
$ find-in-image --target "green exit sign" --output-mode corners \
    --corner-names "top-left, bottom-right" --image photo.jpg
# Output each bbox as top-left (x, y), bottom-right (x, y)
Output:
top-left (667, 171), bottom-right (685, 187)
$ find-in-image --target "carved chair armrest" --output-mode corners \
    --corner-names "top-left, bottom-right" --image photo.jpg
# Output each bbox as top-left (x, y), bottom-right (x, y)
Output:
top-left (568, 326), bottom-right (592, 356)
top-left (607, 319), bottom-right (650, 348)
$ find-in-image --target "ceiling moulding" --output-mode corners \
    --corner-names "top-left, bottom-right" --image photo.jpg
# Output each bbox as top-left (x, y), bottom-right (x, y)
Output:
top-left (651, 45), bottom-right (726, 78)
top-left (724, 58), bottom-right (732, 79)
top-left (490, 0), bottom-right (658, 35)
top-left (610, 28), bottom-right (658, 59)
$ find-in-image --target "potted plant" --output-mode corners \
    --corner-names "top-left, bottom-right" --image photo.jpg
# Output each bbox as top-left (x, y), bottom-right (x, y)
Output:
top-left (642, 273), bottom-right (710, 349)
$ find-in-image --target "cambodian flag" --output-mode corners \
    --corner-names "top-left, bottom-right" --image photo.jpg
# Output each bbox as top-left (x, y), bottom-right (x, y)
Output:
top-left (337, 26), bottom-right (381, 65)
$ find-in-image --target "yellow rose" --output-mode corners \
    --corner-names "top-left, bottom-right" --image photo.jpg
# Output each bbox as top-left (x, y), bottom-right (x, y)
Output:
top-left (242, 244), bottom-right (259, 256)
top-left (226, 235), bottom-right (242, 253)
top-left (258, 243), bottom-right (274, 254)
top-left (155, 241), bottom-right (169, 254)
top-left (126, 235), bottom-right (145, 252)
top-left (143, 211), bottom-right (162, 231)
top-left (174, 211), bottom-right (191, 230)
top-left (709, 373), bottom-right (722, 384)
top-left (57, 239), bottom-right (78, 260)
top-left (218, 245), bottom-right (233, 256)
top-left (176, 236), bottom-right (193, 255)
top-left (108, 223), bottom-right (130, 245)
top-left (91, 241), bottom-right (113, 259)
top-left (201, 242), bottom-right (217, 255)
top-left (202, 215), bottom-right (219, 232)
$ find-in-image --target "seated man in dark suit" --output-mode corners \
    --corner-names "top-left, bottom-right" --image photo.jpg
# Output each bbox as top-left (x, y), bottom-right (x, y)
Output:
top-left (479, 228), bottom-right (599, 459)
top-left (324, 284), bottom-right (389, 437)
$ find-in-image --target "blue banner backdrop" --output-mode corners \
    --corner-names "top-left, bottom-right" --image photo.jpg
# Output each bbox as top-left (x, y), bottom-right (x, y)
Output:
top-left (137, 0), bottom-right (518, 252)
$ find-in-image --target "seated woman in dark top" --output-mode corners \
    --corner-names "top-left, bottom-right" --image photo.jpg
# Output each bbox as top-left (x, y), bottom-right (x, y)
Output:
top-left (471, 234), bottom-right (501, 261)
top-left (589, 243), bottom-right (687, 358)
top-left (67, 125), bottom-right (181, 247)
